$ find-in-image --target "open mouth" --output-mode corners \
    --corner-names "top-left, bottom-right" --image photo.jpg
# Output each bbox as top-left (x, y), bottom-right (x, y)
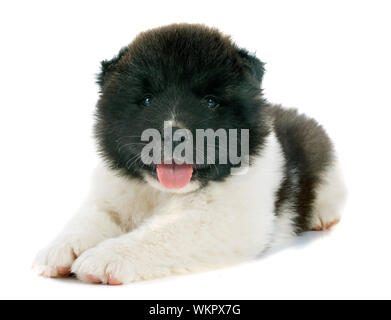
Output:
top-left (156, 163), bottom-right (193, 189)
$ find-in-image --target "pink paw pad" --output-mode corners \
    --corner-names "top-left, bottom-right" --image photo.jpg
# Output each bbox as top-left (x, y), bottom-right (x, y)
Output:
top-left (325, 219), bottom-right (340, 229)
top-left (87, 274), bottom-right (101, 283)
top-left (57, 266), bottom-right (71, 276)
top-left (108, 274), bottom-right (122, 285)
top-left (312, 219), bottom-right (340, 231)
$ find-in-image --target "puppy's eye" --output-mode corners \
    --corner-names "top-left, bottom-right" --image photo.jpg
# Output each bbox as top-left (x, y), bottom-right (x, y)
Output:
top-left (140, 95), bottom-right (153, 107)
top-left (204, 96), bottom-right (219, 109)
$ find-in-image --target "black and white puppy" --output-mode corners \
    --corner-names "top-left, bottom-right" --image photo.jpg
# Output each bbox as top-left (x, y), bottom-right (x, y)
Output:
top-left (33, 24), bottom-right (347, 284)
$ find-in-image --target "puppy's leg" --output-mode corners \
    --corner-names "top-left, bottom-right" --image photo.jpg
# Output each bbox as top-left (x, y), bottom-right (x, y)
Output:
top-left (310, 160), bottom-right (347, 231)
top-left (33, 202), bottom-right (124, 278)
top-left (72, 202), bottom-right (273, 284)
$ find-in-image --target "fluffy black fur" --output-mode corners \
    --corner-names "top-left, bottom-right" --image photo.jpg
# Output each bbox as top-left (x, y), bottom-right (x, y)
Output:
top-left (95, 24), bottom-right (269, 186)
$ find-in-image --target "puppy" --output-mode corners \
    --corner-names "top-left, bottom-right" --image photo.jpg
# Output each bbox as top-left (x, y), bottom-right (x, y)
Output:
top-left (33, 24), bottom-right (347, 284)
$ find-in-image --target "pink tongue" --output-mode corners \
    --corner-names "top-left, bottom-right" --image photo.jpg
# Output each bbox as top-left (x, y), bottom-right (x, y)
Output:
top-left (157, 164), bottom-right (193, 189)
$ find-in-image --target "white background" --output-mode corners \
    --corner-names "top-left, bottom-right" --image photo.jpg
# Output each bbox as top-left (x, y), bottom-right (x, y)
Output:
top-left (1, 0), bottom-right (390, 299)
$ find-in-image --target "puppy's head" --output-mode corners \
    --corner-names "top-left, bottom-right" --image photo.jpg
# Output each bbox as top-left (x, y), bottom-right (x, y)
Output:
top-left (95, 24), bottom-right (269, 193)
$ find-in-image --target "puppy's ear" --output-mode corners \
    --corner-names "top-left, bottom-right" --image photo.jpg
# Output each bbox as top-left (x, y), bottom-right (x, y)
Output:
top-left (96, 46), bottom-right (128, 90)
top-left (237, 48), bottom-right (265, 85)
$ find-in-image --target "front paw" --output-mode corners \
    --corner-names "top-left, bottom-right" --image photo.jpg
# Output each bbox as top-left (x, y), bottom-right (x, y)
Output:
top-left (71, 242), bottom-right (137, 285)
top-left (33, 233), bottom-right (103, 278)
